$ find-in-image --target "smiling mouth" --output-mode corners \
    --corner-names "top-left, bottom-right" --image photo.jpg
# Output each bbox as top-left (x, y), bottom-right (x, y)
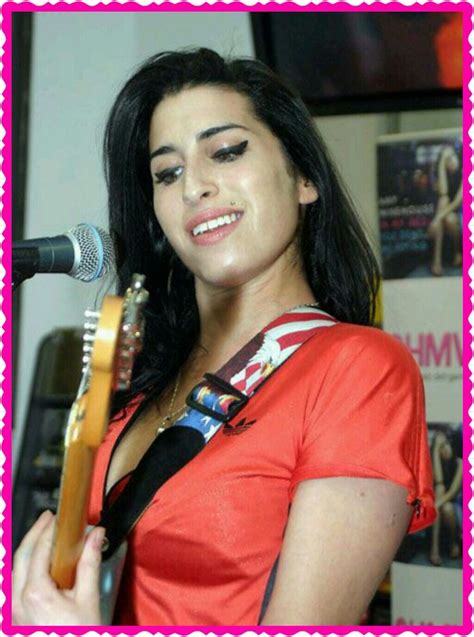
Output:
top-left (191, 212), bottom-right (243, 237)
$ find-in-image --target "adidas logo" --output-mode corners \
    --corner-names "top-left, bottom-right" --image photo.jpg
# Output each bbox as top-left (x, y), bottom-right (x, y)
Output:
top-left (223, 417), bottom-right (256, 436)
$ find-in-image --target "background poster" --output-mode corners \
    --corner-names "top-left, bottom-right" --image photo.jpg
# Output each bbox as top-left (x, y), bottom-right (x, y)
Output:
top-left (383, 280), bottom-right (462, 625)
top-left (378, 130), bottom-right (463, 626)
top-left (378, 129), bottom-right (462, 279)
top-left (382, 278), bottom-right (462, 423)
top-left (391, 562), bottom-right (462, 626)
top-left (395, 422), bottom-right (462, 571)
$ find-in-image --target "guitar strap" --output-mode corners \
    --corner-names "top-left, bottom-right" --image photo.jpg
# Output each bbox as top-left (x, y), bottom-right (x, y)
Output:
top-left (99, 306), bottom-right (337, 559)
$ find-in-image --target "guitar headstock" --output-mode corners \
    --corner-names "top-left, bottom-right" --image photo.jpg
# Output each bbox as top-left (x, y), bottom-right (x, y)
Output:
top-left (115, 274), bottom-right (149, 391)
top-left (80, 273), bottom-right (149, 393)
top-left (77, 274), bottom-right (149, 449)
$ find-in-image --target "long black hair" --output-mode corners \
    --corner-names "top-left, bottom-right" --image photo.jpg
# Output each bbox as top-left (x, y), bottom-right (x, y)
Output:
top-left (104, 48), bottom-right (380, 407)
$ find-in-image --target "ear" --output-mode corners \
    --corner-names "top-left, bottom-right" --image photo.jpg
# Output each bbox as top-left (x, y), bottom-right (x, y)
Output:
top-left (297, 176), bottom-right (319, 205)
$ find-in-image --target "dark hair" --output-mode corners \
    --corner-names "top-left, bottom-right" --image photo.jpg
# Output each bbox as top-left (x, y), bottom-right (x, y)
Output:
top-left (104, 48), bottom-right (380, 407)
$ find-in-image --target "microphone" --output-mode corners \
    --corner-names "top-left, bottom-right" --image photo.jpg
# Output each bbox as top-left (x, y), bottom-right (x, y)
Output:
top-left (13, 223), bottom-right (115, 282)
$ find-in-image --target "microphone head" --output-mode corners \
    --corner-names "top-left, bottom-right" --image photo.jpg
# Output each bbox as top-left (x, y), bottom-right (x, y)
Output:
top-left (67, 223), bottom-right (115, 282)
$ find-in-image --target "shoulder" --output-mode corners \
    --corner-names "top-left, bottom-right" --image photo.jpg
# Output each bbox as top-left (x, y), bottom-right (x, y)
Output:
top-left (304, 322), bottom-right (421, 379)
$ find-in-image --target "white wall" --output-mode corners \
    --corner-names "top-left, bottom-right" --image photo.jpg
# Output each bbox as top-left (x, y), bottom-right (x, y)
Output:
top-left (14, 11), bottom-right (462, 471)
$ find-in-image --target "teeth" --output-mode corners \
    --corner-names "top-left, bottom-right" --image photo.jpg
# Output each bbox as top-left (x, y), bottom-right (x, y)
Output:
top-left (192, 212), bottom-right (241, 237)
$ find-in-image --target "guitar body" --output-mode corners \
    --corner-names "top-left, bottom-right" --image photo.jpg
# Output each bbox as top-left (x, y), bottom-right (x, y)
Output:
top-left (49, 279), bottom-right (148, 591)
top-left (50, 423), bottom-right (94, 588)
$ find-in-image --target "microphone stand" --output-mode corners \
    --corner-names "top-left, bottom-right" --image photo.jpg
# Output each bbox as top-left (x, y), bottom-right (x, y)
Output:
top-left (12, 247), bottom-right (40, 292)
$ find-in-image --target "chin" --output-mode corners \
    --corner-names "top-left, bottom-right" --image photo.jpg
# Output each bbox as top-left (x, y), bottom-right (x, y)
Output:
top-left (196, 262), bottom-right (258, 290)
top-left (203, 272), bottom-right (249, 290)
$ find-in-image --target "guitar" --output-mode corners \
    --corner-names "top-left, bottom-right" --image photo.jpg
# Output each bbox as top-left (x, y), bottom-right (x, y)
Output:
top-left (49, 274), bottom-right (148, 592)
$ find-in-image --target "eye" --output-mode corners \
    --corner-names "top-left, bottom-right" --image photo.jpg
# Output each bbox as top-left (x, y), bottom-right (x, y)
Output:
top-left (213, 140), bottom-right (248, 163)
top-left (154, 166), bottom-right (183, 186)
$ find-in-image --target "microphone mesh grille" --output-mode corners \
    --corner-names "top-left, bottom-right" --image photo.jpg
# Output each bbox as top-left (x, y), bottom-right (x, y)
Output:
top-left (69, 224), bottom-right (115, 282)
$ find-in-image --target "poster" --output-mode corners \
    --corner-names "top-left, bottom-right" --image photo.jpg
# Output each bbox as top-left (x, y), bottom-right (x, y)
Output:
top-left (377, 130), bottom-right (463, 626)
top-left (391, 562), bottom-right (462, 626)
top-left (378, 129), bottom-right (462, 279)
top-left (382, 278), bottom-right (462, 423)
top-left (383, 280), bottom-right (463, 625)
top-left (395, 422), bottom-right (462, 570)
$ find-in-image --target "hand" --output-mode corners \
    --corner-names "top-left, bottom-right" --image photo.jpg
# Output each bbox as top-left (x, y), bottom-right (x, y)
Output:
top-left (13, 510), bottom-right (104, 626)
top-left (433, 432), bottom-right (447, 449)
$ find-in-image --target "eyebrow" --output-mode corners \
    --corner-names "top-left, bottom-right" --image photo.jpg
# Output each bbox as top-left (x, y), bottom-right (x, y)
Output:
top-left (149, 124), bottom-right (249, 160)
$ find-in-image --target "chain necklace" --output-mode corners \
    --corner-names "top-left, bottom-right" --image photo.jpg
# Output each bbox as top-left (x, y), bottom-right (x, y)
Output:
top-left (155, 370), bottom-right (186, 436)
top-left (153, 304), bottom-right (319, 437)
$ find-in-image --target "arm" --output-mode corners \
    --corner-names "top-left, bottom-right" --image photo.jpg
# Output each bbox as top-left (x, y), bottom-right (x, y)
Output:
top-left (433, 147), bottom-right (462, 221)
top-left (437, 147), bottom-right (450, 198)
top-left (12, 511), bottom-right (103, 625)
top-left (431, 433), bottom-right (445, 484)
top-left (261, 477), bottom-right (412, 626)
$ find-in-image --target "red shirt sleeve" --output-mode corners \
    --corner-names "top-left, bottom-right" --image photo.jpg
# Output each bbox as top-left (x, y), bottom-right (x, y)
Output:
top-left (289, 327), bottom-right (436, 533)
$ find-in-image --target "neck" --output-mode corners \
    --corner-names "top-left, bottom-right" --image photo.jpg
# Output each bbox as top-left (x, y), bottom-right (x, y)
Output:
top-left (192, 259), bottom-right (316, 369)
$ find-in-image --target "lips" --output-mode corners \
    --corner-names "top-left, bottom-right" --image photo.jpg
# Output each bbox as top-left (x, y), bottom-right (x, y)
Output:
top-left (186, 207), bottom-right (244, 245)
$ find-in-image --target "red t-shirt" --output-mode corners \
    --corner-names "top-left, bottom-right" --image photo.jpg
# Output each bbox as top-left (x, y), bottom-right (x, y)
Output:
top-left (88, 323), bottom-right (435, 626)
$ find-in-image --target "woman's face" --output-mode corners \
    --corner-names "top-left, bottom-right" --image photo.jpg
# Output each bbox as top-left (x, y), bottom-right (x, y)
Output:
top-left (440, 441), bottom-right (453, 461)
top-left (148, 86), bottom-right (317, 288)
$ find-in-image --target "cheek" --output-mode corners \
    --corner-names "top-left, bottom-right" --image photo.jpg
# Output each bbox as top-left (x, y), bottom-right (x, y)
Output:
top-left (239, 157), bottom-right (299, 207)
top-left (256, 172), bottom-right (301, 234)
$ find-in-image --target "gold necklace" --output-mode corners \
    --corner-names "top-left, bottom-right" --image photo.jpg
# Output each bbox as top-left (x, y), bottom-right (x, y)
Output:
top-left (155, 371), bottom-right (186, 436)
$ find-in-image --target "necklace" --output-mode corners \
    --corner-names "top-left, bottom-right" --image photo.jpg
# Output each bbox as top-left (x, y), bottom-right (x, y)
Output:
top-left (292, 302), bottom-right (319, 310)
top-left (155, 371), bottom-right (186, 436)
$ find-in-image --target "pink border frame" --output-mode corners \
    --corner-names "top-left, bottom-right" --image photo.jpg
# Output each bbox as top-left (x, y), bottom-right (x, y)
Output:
top-left (1, 1), bottom-right (472, 635)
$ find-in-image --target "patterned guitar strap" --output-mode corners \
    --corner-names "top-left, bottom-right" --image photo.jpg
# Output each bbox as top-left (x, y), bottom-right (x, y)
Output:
top-left (99, 305), bottom-right (337, 559)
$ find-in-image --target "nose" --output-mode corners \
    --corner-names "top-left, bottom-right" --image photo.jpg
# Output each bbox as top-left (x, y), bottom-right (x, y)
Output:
top-left (182, 163), bottom-right (218, 206)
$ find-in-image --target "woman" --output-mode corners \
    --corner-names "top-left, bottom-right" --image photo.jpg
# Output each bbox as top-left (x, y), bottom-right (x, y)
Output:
top-left (427, 144), bottom-right (462, 276)
top-left (429, 430), bottom-right (462, 566)
top-left (13, 48), bottom-right (435, 626)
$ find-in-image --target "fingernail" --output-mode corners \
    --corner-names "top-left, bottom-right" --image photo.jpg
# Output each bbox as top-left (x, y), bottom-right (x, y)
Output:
top-left (40, 509), bottom-right (53, 522)
top-left (93, 527), bottom-right (105, 551)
